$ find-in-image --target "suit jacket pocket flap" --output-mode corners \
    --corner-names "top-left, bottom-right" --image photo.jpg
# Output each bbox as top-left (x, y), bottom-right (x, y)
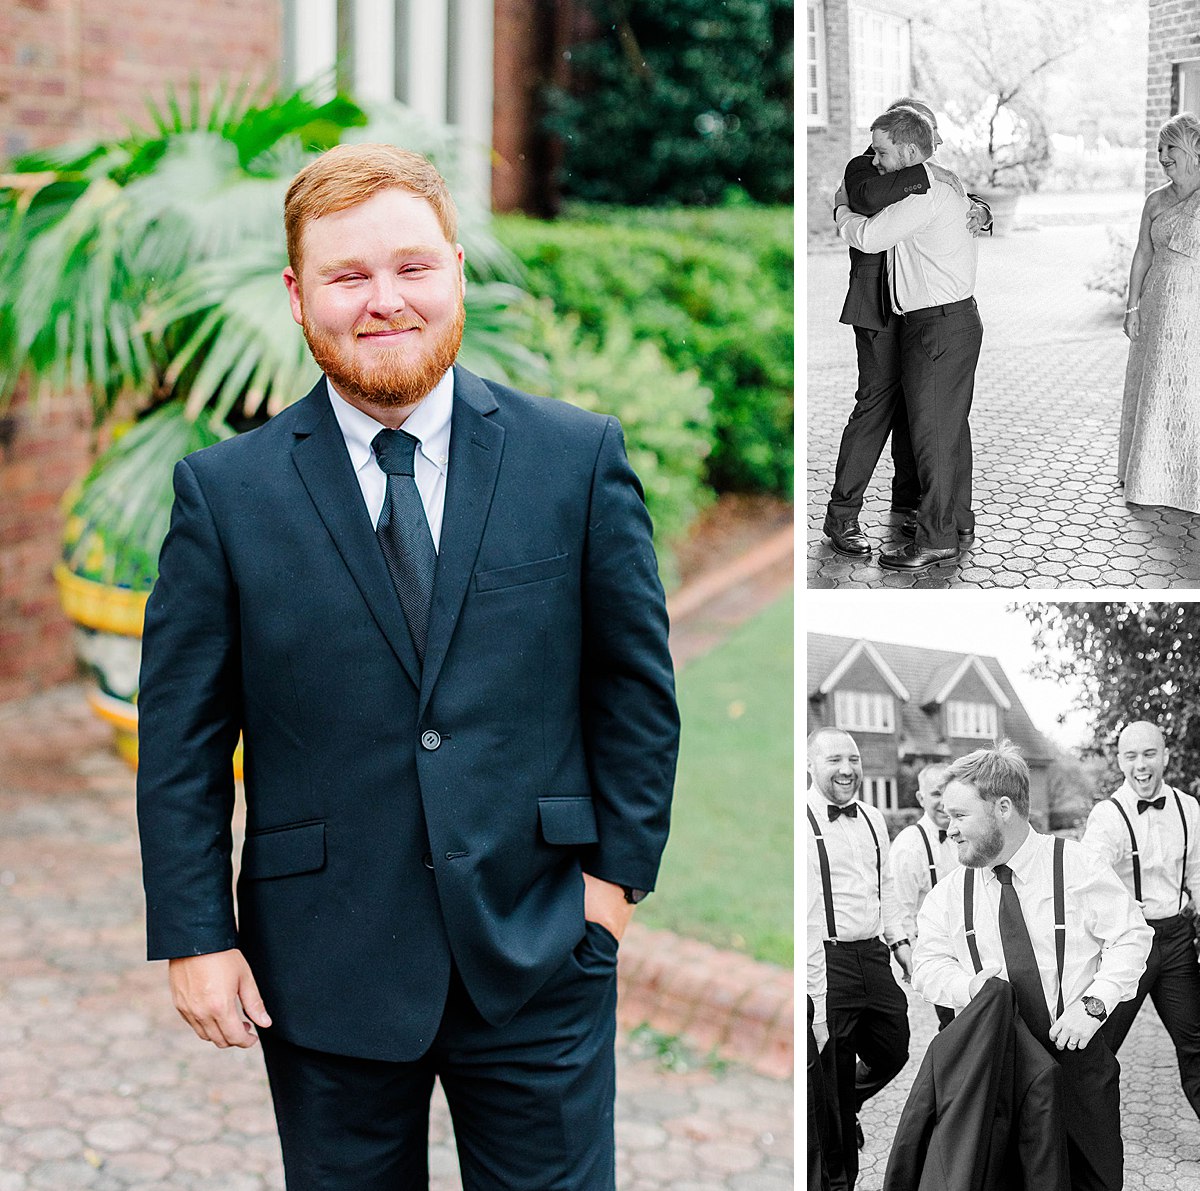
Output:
top-left (241, 821), bottom-right (326, 880)
top-left (475, 553), bottom-right (569, 592)
top-left (538, 797), bottom-right (599, 845)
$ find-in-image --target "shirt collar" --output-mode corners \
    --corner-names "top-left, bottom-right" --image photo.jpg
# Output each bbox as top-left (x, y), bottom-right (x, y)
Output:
top-left (992, 824), bottom-right (1041, 886)
top-left (1116, 780), bottom-right (1173, 807)
top-left (326, 368), bottom-right (455, 476)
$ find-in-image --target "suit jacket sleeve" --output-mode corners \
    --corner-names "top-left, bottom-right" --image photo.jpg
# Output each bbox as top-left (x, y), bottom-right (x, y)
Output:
top-left (844, 152), bottom-right (931, 216)
top-left (578, 417), bottom-right (679, 891)
top-left (136, 456), bottom-right (243, 960)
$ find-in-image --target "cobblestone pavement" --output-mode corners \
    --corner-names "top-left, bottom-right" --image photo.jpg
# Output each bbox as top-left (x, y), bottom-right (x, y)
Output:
top-left (804, 193), bottom-right (1200, 589)
top-left (0, 687), bottom-right (793, 1191)
top-left (851, 979), bottom-right (1200, 1190)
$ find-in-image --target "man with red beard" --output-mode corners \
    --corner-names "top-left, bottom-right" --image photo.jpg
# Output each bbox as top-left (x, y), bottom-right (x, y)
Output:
top-left (136, 144), bottom-right (679, 1190)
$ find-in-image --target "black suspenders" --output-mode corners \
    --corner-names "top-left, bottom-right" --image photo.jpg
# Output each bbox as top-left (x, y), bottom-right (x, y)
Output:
top-left (1109, 790), bottom-right (1190, 909)
top-left (807, 803), bottom-right (883, 940)
top-left (964, 836), bottom-right (1067, 1020)
top-left (916, 821), bottom-right (939, 889)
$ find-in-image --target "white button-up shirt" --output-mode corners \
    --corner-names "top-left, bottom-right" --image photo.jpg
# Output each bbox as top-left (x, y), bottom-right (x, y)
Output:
top-left (889, 814), bottom-right (960, 941)
top-left (1082, 782), bottom-right (1200, 922)
top-left (327, 369), bottom-right (454, 550)
top-left (806, 788), bottom-right (907, 946)
top-left (913, 828), bottom-right (1151, 1017)
top-left (834, 163), bottom-right (978, 313)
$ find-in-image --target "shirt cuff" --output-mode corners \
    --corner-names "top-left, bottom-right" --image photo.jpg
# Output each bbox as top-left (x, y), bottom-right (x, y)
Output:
top-left (811, 993), bottom-right (827, 1028)
top-left (1084, 980), bottom-right (1123, 1015)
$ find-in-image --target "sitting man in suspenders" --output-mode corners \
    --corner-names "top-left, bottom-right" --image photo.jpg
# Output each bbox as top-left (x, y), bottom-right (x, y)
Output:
top-left (913, 741), bottom-right (1151, 1191)
top-left (806, 728), bottom-right (912, 1191)
top-left (889, 763), bottom-right (959, 1028)
top-left (1082, 720), bottom-right (1200, 1120)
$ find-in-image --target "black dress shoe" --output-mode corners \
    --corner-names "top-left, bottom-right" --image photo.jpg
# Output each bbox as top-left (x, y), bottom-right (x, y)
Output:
top-left (899, 519), bottom-right (976, 549)
top-left (822, 517), bottom-right (871, 558)
top-left (890, 505), bottom-right (919, 518)
top-left (879, 542), bottom-right (960, 572)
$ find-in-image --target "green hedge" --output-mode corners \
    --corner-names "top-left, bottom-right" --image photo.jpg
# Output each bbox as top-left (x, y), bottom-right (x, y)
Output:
top-left (495, 204), bottom-right (793, 496)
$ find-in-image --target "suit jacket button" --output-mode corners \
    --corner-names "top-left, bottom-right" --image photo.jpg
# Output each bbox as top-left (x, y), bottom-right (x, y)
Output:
top-left (422, 853), bottom-right (434, 870)
top-left (421, 730), bottom-right (442, 751)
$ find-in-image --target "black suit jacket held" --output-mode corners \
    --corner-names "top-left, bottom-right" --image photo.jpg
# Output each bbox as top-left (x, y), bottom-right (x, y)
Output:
top-left (136, 365), bottom-right (680, 1063)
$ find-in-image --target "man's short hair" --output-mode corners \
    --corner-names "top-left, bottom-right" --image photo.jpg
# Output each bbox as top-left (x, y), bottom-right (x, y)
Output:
top-left (888, 96), bottom-right (936, 125)
top-left (807, 725), bottom-right (857, 758)
top-left (871, 107), bottom-right (934, 156)
top-left (943, 740), bottom-right (1030, 817)
top-left (1159, 112), bottom-right (1200, 170)
top-left (917, 763), bottom-right (949, 795)
top-left (284, 143), bottom-right (459, 275)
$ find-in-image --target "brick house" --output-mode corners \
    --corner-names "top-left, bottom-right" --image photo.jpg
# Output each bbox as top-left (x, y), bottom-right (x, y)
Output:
top-left (1145, 0), bottom-right (1200, 187)
top-left (805, 0), bottom-right (917, 234)
top-left (807, 633), bottom-right (1054, 826)
top-left (0, 0), bottom-right (582, 703)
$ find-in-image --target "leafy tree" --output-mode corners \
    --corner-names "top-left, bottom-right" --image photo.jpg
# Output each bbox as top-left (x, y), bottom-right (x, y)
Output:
top-left (1025, 603), bottom-right (1200, 798)
top-left (543, 0), bottom-right (793, 206)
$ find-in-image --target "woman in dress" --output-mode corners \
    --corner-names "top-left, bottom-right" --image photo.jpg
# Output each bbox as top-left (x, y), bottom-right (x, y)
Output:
top-left (1118, 112), bottom-right (1200, 511)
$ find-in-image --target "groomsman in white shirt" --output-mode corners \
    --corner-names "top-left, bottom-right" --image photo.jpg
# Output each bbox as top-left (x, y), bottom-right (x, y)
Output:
top-left (914, 742), bottom-right (1151, 1191)
top-left (806, 727), bottom-right (911, 1191)
top-left (1082, 720), bottom-right (1200, 1119)
top-left (833, 105), bottom-right (984, 575)
top-left (889, 763), bottom-right (958, 1028)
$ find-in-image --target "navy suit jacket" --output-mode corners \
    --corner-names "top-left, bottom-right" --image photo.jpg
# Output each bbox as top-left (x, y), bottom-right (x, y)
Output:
top-left (136, 365), bottom-right (680, 1062)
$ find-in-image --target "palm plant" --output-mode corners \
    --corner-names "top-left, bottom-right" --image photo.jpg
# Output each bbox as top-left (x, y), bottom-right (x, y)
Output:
top-left (0, 79), bottom-right (542, 589)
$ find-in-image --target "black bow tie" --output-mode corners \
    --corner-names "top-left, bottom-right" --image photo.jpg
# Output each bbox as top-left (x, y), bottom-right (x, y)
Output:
top-left (938, 829), bottom-right (947, 843)
top-left (828, 802), bottom-right (858, 821)
top-left (1138, 796), bottom-right (1166, 814)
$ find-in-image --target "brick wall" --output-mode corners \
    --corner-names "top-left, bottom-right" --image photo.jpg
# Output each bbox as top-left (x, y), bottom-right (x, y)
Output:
top-left (1145, 0), bottom-right (1200, 190)
top-left (0, 0), bottom-right (282, 702)
top-left (807, 0), bottom-right (853, 236)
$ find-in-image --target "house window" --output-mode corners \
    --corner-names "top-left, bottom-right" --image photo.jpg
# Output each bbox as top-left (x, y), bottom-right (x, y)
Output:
top-left (864, 776), bottom-right (898, 811)
top-left (947, 701), bottom-right (998, 739)
top-left (834, 690), bottom-right (895, 733)
top-left (851, 5), bottom-right (911, 129)
top-left (1176, 59), bottom-right (1200, 115)
top-left (807, 0), bottom-right (829, 127)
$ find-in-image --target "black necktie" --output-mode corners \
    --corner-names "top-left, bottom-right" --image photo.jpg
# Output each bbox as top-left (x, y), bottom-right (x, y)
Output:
top-left (993, 863), bottom-right (1050, 1039)
top-left (828, 802), bottom-right (858, 821)
top-left (372, 428), bottom-right (437, 662)
top-left (1138, 796), bottom-right (1166, 814)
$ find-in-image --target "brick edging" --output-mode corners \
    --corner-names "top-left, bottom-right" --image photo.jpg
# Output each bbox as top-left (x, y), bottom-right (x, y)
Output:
top-left (667, 525), bottom-right (795, 624)
top-left (616, 923), bottom-right (793, 1080)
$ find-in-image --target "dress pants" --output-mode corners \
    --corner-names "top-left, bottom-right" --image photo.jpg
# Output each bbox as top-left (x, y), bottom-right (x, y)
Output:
top-left (826, 317), bottom-right (921, 522)
top-left (1101, 912), bottom-right (1200, 1120)
top-left (1048, 1035), bottom-right (1123, 1191)
top-left (901, 298), bottom-right (985, 550)
top-left (820, 938), bottom-right (910, 1191)
top-left (807, 997), bottom-right (833, 1191)
top-left (258, 921), bottom-right (619, 1191)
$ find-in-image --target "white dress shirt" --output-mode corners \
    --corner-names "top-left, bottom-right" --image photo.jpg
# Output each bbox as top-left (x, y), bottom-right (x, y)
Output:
top-left (1082, 782), bottom-right (1200, 921)
top-left (327, 369), bottom-right (454, 550)
top-left (806, 788), bottom-right (907, 946)
top-left (807, 854), bottom-right (827, 1030)
top-left (889, 814), bottom-right (960, 941)
top-left (834, 163), bottom-right (978, 313)
top-left (913, 828), bottom-right (1151, 1017)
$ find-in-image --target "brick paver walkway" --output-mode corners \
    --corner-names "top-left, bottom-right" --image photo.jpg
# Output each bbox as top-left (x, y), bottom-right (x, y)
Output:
top-left (0, 686), bottom-right (793, 1191)
top-left (851, 980), bottom-right (1200, 1189)
top-left (805, 194), bottom-right (1200, 588)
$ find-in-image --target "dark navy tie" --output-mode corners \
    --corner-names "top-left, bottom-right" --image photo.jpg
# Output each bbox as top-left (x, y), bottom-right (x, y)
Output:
top-left (372, 428), bottom-right (436, 662)
top-left (993, 863), bottom-right (1050, 1039)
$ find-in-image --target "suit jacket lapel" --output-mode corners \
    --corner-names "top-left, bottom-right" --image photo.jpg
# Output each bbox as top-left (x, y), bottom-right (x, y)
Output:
top-left (289, 381), bottom-right (422, 689)
top-left (418, 366), bottom-right (504, 719)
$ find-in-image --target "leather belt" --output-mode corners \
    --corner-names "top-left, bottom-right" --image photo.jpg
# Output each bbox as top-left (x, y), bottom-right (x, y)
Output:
top-left (901, 296), bottom-right (977, 322)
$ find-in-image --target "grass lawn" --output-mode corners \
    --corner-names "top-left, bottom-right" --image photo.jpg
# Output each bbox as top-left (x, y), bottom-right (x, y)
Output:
top-left (637, 592), bottom-right (793, 967)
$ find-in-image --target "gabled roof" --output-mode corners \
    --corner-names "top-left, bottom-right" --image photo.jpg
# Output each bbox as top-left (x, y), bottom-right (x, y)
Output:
top-left (817, 638), bottom-right (910, 701)
top-left (922, 654), bottom-right (1011, 710)
top-left (807, 633), bottom-right (1052, 763)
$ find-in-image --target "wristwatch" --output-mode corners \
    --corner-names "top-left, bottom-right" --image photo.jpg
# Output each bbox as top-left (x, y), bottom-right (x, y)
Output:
top-left (622, 887), bottom-right (649, 905)
top-left (1081, 995), bottom-right (1107, 1022)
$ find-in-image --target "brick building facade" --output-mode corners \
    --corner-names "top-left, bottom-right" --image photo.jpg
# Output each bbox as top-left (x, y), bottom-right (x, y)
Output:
top-left (0, 0), bottom-right (565, 703)
top-left (1145, 0), bottom-right (1200, 187)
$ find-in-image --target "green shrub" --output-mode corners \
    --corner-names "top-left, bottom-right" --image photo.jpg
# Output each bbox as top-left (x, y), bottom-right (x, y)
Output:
top-left (542, 0), bottom-right (794, 206)
top-left (521, 301), bottom-right (713, 583)
top-left (496, 205), bottom-right (793, 495)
